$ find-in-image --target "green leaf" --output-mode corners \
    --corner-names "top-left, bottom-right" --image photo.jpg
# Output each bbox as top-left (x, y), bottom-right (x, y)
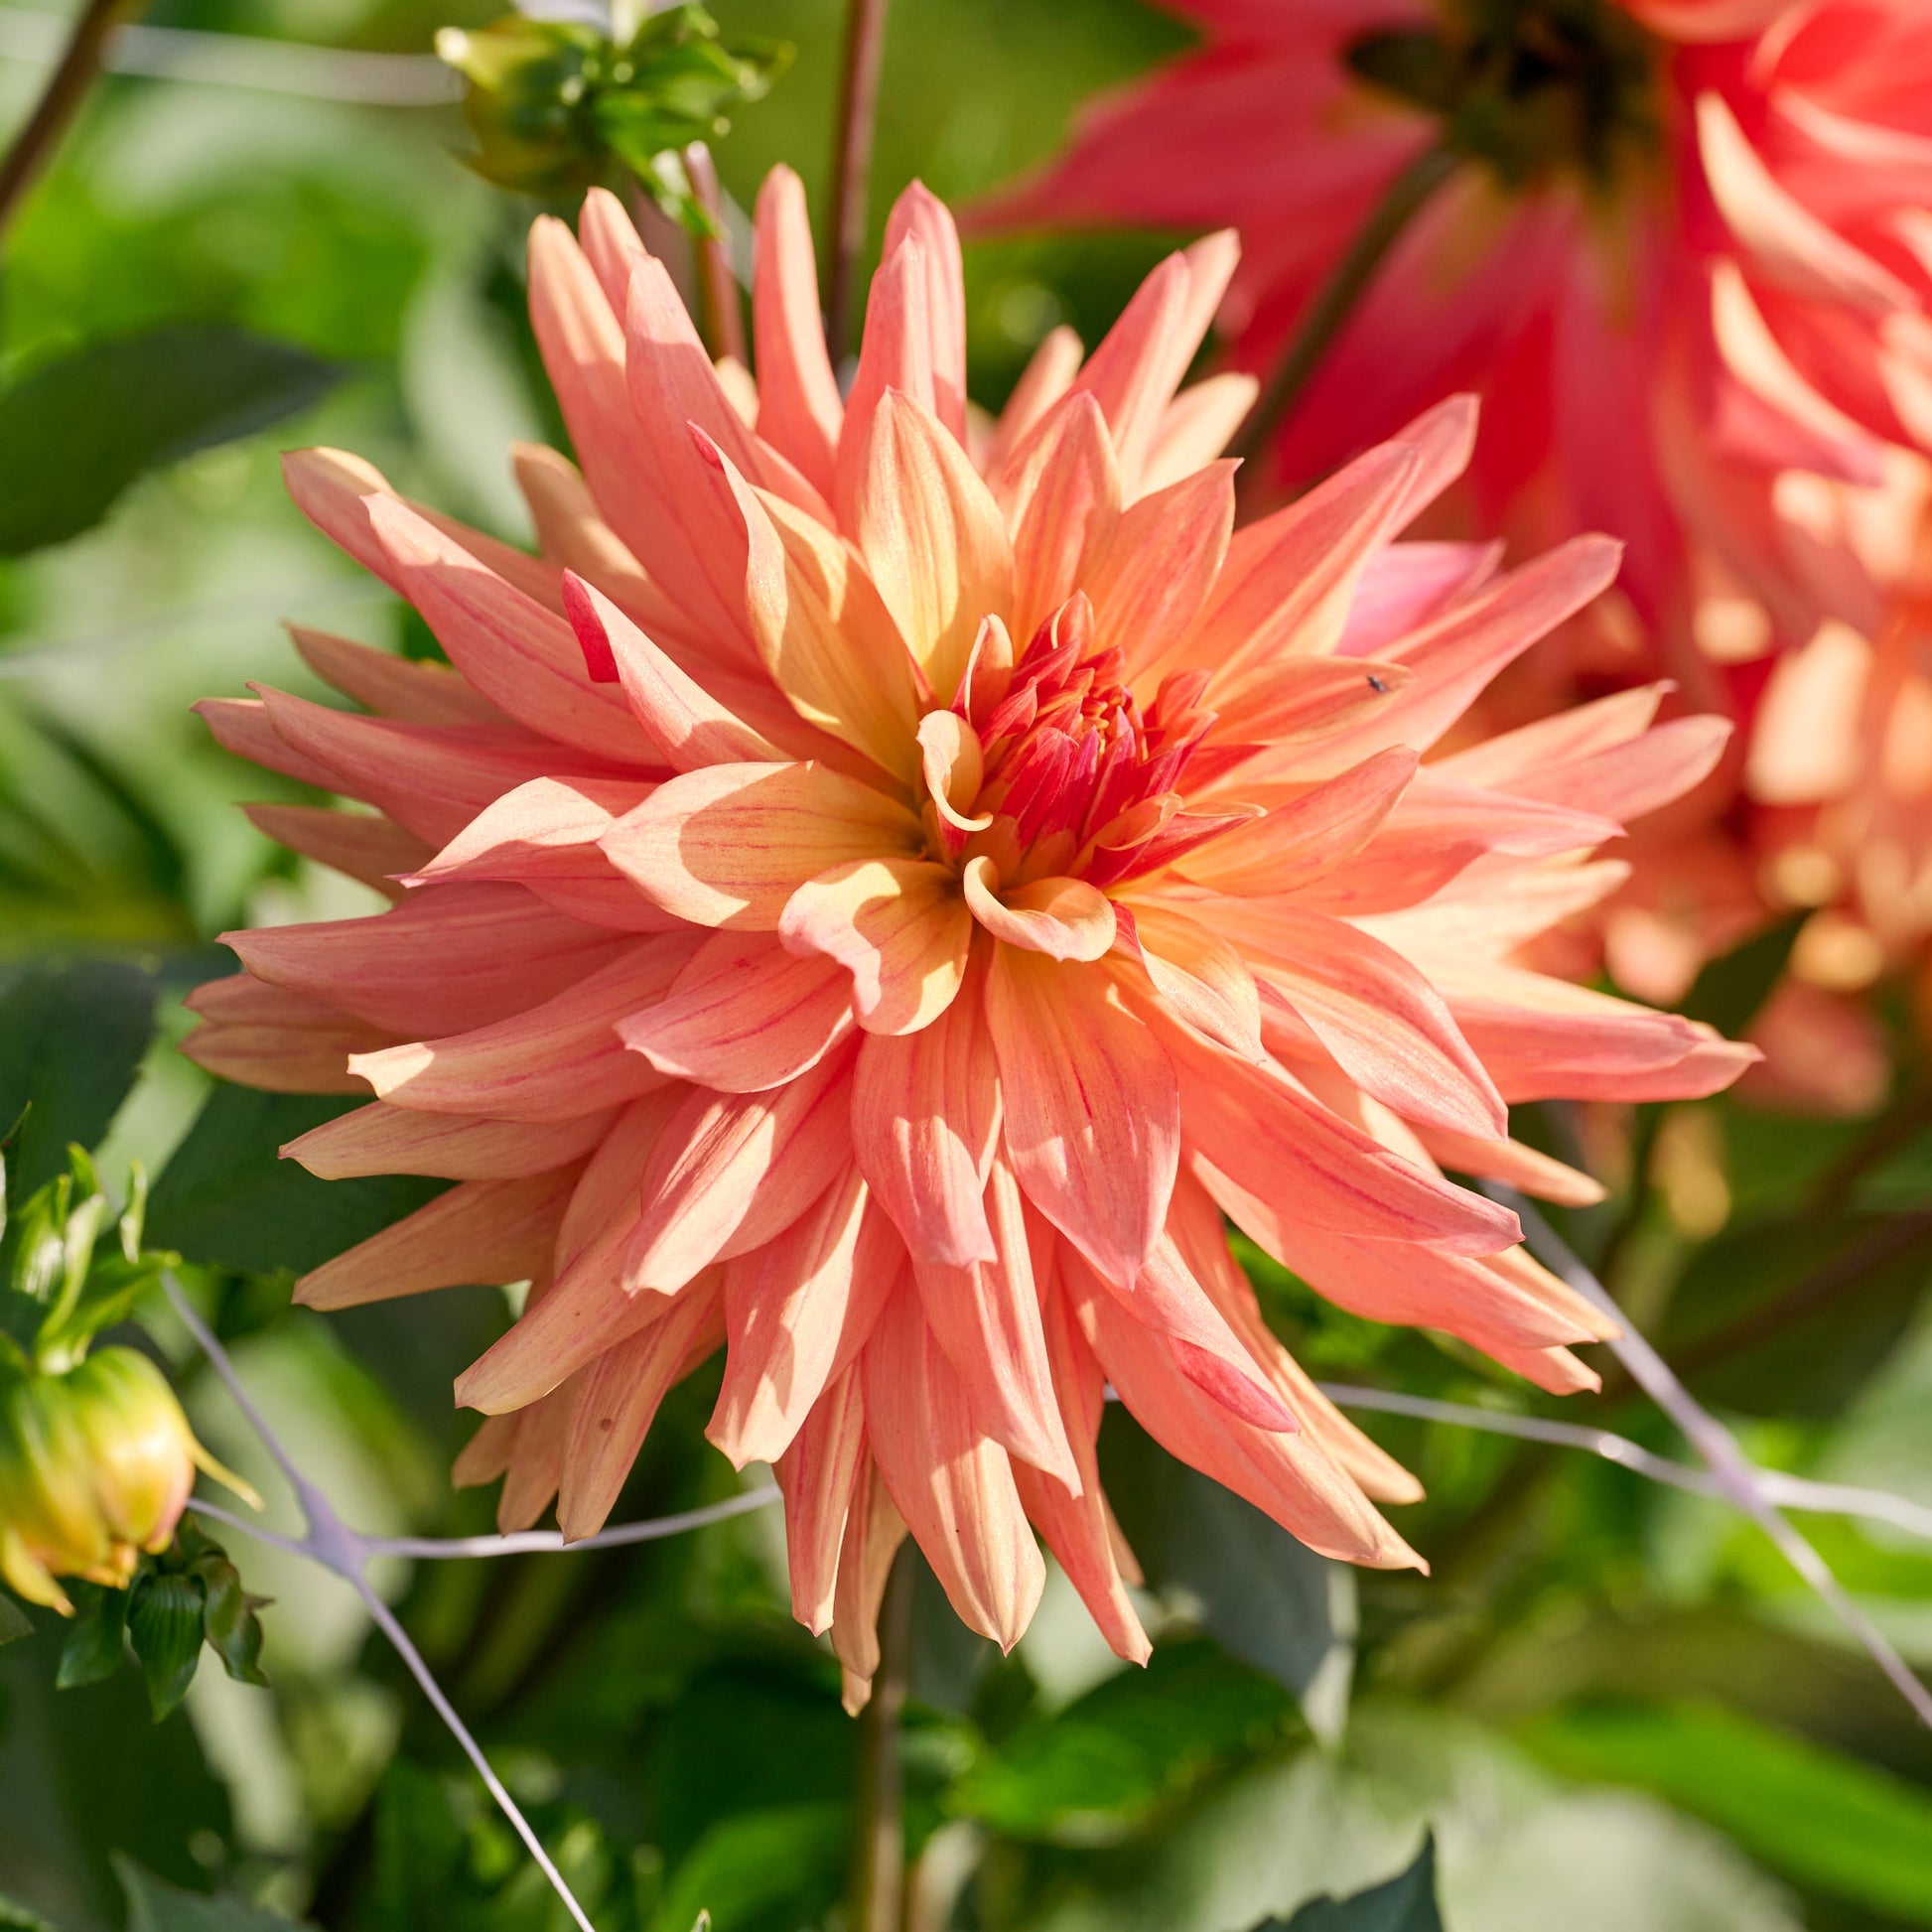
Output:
top-left (0, 1593), bottom-right (30, 1648)
top-left (0, 326), bottom-right (340, 556)
top-left (648, 1802), bottom-right (846, 1932)
top-left (125, 1573), bottom-right (207, 1722)
top-left (0, 961), bottom-right (157, 1197)
top-left (0, 1892), bottom-right (61, 1930)
top-left (114, 1856), bottom-right (315, 1930)
top-left (949, 1637), bottom-right (1299, 1846)
top-left (146, 1085), bottom-right (446, 1277)
top-left (1678, 914), bottom-right (1804, 1037)
top-left (56, 1581), bottom-right (128, 1689)
top-left (1252, 1836), bottom-right (1444, 1930)
top-left (1658, 1210), bottom-right (1932, 1416)
top-left (1522, 1703), bottom-right (1932, 1923)
top-left (1100, 1409), bottom-right (1353, 1733)
top-left (190, 1549), bottom-right (269, 1692)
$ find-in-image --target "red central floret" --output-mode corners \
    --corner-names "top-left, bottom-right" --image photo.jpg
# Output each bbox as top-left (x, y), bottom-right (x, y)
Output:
top-left (955, 595), bottom-right (1247, 888)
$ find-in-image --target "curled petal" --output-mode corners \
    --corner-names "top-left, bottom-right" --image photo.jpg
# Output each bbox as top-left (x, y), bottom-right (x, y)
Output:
top-left (561, 574), bottom-right (785, 770)
top-left (779, 857), bottom-right (972, 1035)
top-left (603, 760), bottom-right (922, 930)
top-left (963, 858), bottom-right (1117, 961)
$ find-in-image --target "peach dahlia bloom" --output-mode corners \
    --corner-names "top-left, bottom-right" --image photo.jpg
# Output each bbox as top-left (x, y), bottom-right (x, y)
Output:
top-left (983, 0), bottom-right (1932, 649)
top-left (188, 173), bottom-right (1749, 1702)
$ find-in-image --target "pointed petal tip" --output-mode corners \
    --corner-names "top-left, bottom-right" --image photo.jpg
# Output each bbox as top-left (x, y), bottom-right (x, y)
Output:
top-left (559, 569), bottom-right (621, 682)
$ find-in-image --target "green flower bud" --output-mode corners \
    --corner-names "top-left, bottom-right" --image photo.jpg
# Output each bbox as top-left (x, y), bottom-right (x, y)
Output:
top-left (0, 1349), bottom-right (251, 1615)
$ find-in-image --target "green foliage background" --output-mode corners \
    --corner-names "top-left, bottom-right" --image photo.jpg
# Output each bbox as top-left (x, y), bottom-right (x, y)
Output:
top-left (0, 0), bottom-right (1930, 1926)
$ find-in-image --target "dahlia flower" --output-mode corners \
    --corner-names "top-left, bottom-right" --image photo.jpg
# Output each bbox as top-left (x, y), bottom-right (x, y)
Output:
top-left (189, 173), bottom-right (1748, 1702)
top-left (1567, 452), bottom-right (1932, 1113)
top-left (982, 0), bottom-right (1932, 651)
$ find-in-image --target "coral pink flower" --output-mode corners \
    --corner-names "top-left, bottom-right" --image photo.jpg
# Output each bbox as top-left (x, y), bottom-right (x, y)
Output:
top-left (1521, 454), bottom-right (1932, 1114)
top-left (188, 173), bottom-right (1748, 1701)
top-left (982, 0), bottom-right (1932, 653)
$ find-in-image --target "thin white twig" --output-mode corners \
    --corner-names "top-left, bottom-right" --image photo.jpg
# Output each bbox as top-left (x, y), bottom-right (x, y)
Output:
top-left (1485, 1188), bottom-right (1932, 1729)
top-left (1315, 1384), bottom-right (1932, 1542)
top-left (184, 1497), bottom-right (312, 1559)
top-left (165, 1273), bottom-right (312, 1507)
top-left (357, 1584), bottom-right (598, 1932)
top-left (367, 1486), bottom-right (779, 1559)
top-left (163, 1274), bottom-right (602, 1929)
top-left (0, 8), bottom-right (458, 104)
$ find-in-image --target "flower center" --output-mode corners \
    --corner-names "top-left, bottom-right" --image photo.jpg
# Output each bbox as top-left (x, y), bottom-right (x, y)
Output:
top-left (1347, 0), bottom-right (1662, 195)
top-left (940, 596), bottom-right (1225, 888)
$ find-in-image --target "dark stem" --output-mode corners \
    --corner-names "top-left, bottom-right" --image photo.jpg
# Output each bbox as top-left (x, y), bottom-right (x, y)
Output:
top-left (1229, 143), bottom-right (1458, 470)
top-left (683, 140), bottom-right (746, 365)
top-left (0, 0), bottom-right (144, 239)
top-left (1592, 1207), bottom-right (1932, 1406)
top-left (850, 1548), bottom-right (913, 1932)
top-left (626, 181), bottom-right (699, 321)
top-left (1810, 1080), bottom-right (1932, 1213)
top-left (825, 0), bottom-right (892, 366)
top-left (1590, 1100), bottom-right (1665, 1296)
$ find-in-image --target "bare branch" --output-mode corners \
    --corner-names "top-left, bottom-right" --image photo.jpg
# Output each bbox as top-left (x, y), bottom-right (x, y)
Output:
top-left (1318, 1384), bottom-right (1932, 1542)
top-left (1486, 1186), bottom-right (1932, 1729)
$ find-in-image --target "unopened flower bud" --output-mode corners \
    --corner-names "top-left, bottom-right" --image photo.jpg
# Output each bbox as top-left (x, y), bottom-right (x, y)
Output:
top-left (0, 1349), bottom-right (250, 1615)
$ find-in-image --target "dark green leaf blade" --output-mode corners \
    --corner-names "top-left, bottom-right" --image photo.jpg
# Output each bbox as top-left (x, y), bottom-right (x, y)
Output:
top-left (647, 1803), bottom-right (846, 1932)
top-left (55, 1582), bottom-right (127, 1688)
top-left (1100, 1409), bottom-right (1353, 1730)
top-left (0, 325), bottom-right (340, 556)
top-left (949, 1638), bottom-right (1299, 1846)
top-left (1251, 1836), bottom-right (1444, 1930)
top-left (114, 1856), bottom-right (316, 1931)
top-left (1678, 914), bottom-right (1804, 1036)
top-left (1524, 1703), bottom-right (1932, 1923)
top-left (0, 961), bottom-right (157, 1196)
top-left (0, 1594), bottom-right (30, 1648)
top-left (125, 1575), bottom-right (206, 1722)
top-left (146, 1085), bottom-right (445, 1278)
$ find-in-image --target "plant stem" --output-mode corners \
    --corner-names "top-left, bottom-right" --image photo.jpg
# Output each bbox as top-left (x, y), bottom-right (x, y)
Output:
top-left (683, 140), bottom-right (746, 365)
top-left (1590, 1100), bottom-right (1665, 1296)
top-left (851, 1548), bottom-right (913, 1932)
top-left (0, 0), bottom-right (144, 240)
top-left (1229, 143), bottom-right (1457, 469)
top-left (1494, 1186), bottom-right (1932, 1728)
top-left (1593, 1206), bottom-right (1932, 1405)
top-left (825, 0), bottom-right (891, 367)
top-left (1811, 1079), bottom-right (1932, 1212)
